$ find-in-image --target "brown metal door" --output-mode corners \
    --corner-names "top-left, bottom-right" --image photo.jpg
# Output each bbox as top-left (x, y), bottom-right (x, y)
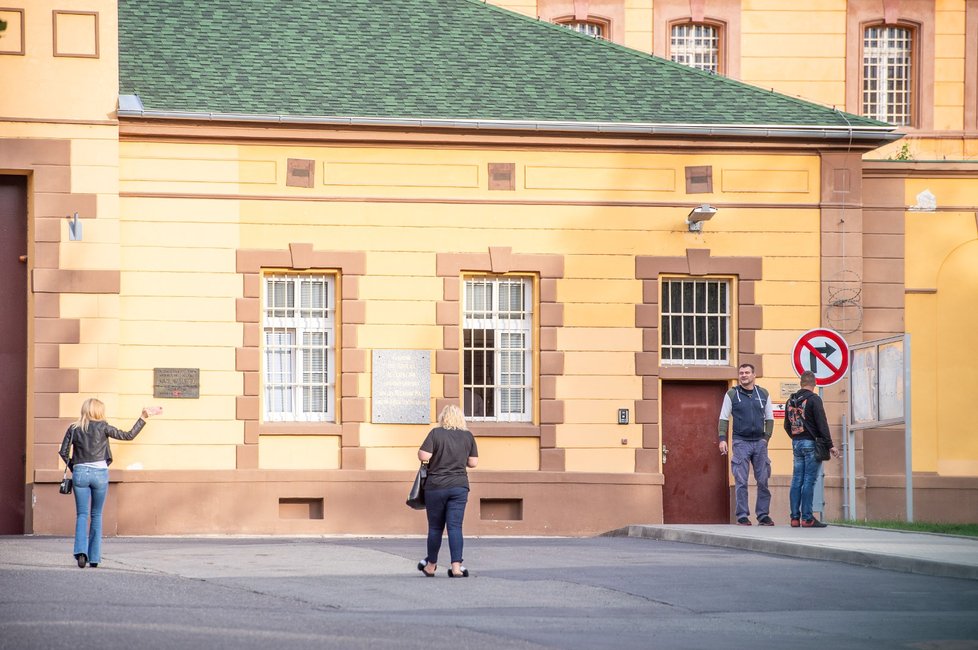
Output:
top-left (661, 381), bottom-right (730, 523)
top-left (0, 175), bottom-right (28, 534)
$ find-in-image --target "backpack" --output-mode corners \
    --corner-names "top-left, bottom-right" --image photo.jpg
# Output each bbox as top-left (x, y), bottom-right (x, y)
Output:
top-left (786, 392), bottom-right (809, 437)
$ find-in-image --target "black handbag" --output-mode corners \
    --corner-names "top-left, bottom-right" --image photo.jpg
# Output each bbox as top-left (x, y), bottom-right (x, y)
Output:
top-left (406, 462), bottom-right (427, 510)
top-left (59, 426), bottom-right (74, 495)
top-left (814, 436), bottom-right (831, 462)
top-left (59, 468), bottom-right (73, 495)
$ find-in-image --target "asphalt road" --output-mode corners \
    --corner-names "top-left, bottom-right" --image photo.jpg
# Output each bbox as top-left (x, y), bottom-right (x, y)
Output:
top-left (2, 535), bottom-right (977, 650)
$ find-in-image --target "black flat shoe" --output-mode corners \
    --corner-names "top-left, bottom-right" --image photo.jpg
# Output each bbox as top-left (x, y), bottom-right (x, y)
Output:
top-left (89, 563), bottom-right (98, 568)
top-left (417, 561), bottom-right (436, 577)
top-left (75, 553), bottom-right (87, 569)
top-left (447, 567), bottom-right (469, 578)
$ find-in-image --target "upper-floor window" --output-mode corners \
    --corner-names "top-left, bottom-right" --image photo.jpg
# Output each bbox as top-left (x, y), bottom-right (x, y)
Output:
top-left (661, 279), bottom-right (730, 365)
top-left (263, 273), bottom-right (335, 422)
top-left (670, 22), bottom-right (721, 74)
top-left (863, 25), bottom-right (913, 125)
top-left (463, 276), bottom-right (533, 422)
top-left (555, 18), bottom-right (606, 39)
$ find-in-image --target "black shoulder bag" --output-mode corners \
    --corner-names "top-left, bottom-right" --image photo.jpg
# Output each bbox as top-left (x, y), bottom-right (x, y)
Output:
top-left (59, 427), bottom-right (74, 495)
top-left (406, 462), bottom-right (427, 510)
top-left (814, 436), bottom-right (832, 462)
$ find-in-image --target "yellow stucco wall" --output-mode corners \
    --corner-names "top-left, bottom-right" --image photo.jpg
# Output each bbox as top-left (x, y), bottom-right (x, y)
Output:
top-left (0, 1), bottom-right (122, 477)
top-left (5, 0), bottom-right (972, 490)
top-left (905, 173), bottom-right (978, 476)
top-left (107, 139), bottom-right (826, 475)
top-left (0, 0), bottom-right (119, 123)
top-left (740, 1), bottom-right (847, 111)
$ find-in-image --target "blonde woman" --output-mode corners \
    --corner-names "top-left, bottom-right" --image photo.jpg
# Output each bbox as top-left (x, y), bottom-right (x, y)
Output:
top-left (58, 398), bottom-right (160, 568)
top-left (417, 404), bottom-right (478, 578)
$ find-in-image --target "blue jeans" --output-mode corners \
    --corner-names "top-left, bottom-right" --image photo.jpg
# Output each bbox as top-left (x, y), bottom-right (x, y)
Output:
top-left (731, 438), bottom-right (771, 520)
top-left (424, 486), bottom-right (469, 565)
top-left (72, 465), bottom-right (109, 563)
top-left (789, 439), bottom-right (821, 521)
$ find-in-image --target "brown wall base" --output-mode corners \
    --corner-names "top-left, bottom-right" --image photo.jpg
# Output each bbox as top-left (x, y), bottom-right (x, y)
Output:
top-left (725, 474), bottom-right (977, 525)
top-left (31, 470), bottom-right (664, 536)
top-left (29, 471), bottom-right (977, 536)
top-left (864, 475), bottom-right (978, 523)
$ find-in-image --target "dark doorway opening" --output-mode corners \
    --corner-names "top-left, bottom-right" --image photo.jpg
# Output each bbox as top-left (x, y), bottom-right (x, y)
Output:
top-left (0, 175), bottom-right (28, 534)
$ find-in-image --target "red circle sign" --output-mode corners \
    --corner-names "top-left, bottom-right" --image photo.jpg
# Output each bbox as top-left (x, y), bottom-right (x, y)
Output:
top-left (791, 328), bottom-right (850, 386)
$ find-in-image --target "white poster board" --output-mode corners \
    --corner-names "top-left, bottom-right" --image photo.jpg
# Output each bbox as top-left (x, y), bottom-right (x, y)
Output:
top-left (845, 334), bottom-right (912, 521)
top-left (849, 335), bottom-right (905, 430)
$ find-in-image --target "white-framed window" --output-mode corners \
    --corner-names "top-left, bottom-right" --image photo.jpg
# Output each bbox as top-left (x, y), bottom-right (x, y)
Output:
top-left (462, 276), bottom-right (533, 422)
top-left (671, 23), bottom-right (720, 73)
top-left (557, 19), bottom-right (605, 39)
top-left (661, 279), bottom-right (731, 365)
top-left (262, 273), bottom-right (335, 422)
top-left (863, 25), bottom-right (913, 125)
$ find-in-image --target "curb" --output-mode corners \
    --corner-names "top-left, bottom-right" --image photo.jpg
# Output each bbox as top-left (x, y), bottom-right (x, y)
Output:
top-left (607, 525), bottom-right (978, 581)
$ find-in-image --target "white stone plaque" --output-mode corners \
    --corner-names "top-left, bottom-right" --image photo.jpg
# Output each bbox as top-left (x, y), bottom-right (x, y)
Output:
top-left (371, 350), bottom-right (431, 424)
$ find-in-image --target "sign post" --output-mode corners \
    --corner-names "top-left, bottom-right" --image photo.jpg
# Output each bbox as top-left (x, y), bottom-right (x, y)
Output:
top-left (790, 329), bottom-right (850, 519)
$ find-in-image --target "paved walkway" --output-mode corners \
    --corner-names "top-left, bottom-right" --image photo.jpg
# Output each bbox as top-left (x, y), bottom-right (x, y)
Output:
top-left (3, 532), bottom-right (977, 650)
top-left (610, 523), bottom-right (978, 580)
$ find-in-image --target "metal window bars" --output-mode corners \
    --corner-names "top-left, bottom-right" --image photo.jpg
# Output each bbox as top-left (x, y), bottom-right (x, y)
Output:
top-left (463, 277), bottom-right (533, 421)
top-left (671, 23), bottom-right (720, 73)
top-left (559, 20), bottom-right (604, 39)
top-left (863, 25), bottom-right (912, 126)
top-left (660, 279), bottom-right (730, 365)
top-left (263, 273), bottom-right (335, 421)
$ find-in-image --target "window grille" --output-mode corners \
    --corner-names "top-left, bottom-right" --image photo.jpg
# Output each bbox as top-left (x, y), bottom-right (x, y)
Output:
top-left (463, 276), bottom-right (533, 421)
top-left (863, 25), bottom-right (912, 125)
top-left (660, 279), bottom-right (730, 365)
top-left (558, 20), bottom-right (604, 38)
top-left (670, 23), bottom-right (720, 73)
top-left (263, 273), bottom-right (335, 421)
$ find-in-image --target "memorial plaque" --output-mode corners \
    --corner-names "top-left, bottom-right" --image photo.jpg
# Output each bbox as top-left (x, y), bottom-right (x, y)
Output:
top-left (154, 367), bottom-right (200, 399)
top-left (371, 350), bottom-right (430, 424)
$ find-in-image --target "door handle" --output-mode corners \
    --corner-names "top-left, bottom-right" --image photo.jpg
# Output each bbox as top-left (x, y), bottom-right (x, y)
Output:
top-left (662, 444), bottom-right (669, 464)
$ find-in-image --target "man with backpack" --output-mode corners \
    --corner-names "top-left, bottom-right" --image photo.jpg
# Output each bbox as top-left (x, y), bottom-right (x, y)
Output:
top-left (784, 371), bottom-right (840, 528)
top-left (718, 363), bottom-right (775, 525)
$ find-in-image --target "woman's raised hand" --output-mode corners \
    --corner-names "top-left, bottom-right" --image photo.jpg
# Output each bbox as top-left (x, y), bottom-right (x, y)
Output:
top-left (142, 406), bottom-right (163, 419)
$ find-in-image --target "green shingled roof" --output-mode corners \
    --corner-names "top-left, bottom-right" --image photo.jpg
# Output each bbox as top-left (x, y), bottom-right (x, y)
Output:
top-left (118, 0), bottom-right (888, 131)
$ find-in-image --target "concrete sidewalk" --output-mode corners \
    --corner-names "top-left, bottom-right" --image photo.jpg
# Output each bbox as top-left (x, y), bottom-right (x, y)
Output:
top-left (609, 523), bottom-right (978, 580)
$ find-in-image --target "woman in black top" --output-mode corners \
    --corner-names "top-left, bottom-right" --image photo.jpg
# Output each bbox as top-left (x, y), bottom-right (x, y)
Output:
top-left (417, 404), bottom-right (478, 578)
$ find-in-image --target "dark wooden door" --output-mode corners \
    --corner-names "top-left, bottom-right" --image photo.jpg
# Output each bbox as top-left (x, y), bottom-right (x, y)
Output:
top-left (661, 381), bottom-right (730, 523)
top-left (0, 175), bottom-right (27, 534)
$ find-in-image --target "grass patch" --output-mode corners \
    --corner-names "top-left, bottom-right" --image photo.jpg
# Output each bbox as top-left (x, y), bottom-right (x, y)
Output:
top-left (833, 519), bottom-right (978, 538)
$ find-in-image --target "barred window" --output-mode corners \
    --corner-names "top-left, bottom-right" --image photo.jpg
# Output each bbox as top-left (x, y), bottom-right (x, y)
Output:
top-left (671, 23), bottom-right (720, 73)
top-left (463, 276), bottom-right (533, 421)
top-left (263, 273), bottom-right (335, 421)
top-left (661, 279), bottom-right (730, 365)
top-left (556, 19), bottom-right (605, 39)
top-left (863, 25), bottom-right (913, 125)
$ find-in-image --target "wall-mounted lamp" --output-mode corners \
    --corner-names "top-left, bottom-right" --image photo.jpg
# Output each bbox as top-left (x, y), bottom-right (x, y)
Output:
top-left (67, 212), bottom-right (82, 241)
top-left (686, 204), bottom-right (717, 232)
